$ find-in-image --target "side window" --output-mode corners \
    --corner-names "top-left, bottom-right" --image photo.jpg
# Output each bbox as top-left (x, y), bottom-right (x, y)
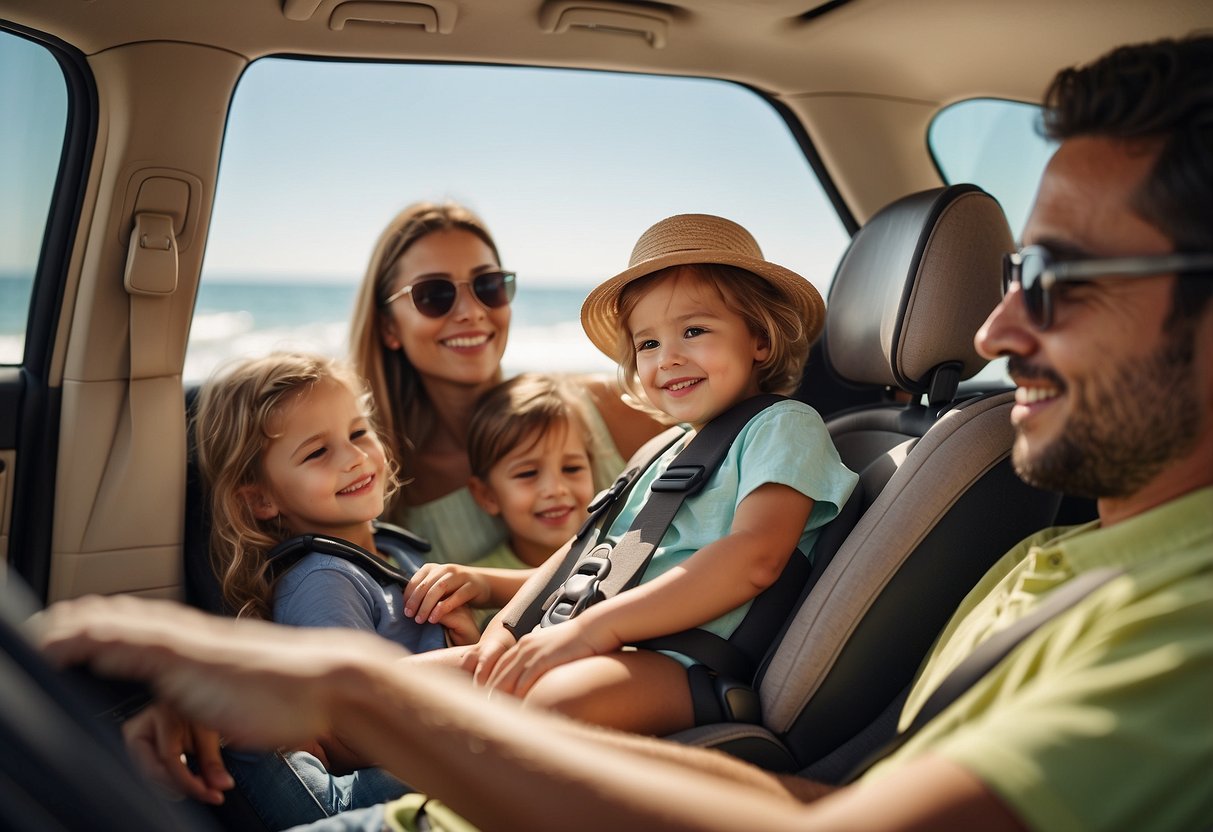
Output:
top-left (188, 60), bottom-right (849, 381)
top-left (0, 30), bottom-right (68, 365)
top-left (929, 98), bottom-right (1057, 238)
top-left (930, 98), bottom-right (1057, 388)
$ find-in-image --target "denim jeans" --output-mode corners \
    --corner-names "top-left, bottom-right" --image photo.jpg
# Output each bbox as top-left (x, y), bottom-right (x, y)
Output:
top-left (286, 803), bottom-right (389, 832)
top-left (224, 749), bottom-right (409, 830)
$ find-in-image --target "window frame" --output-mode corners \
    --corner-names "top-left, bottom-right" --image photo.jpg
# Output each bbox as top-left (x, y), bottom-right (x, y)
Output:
top-left (926, 96), bottom-right (1057, 239)
top-left (0, 19), bottom-right (97, 596)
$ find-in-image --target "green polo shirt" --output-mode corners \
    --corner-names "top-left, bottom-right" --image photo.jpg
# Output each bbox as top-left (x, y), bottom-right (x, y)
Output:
top-left (865, 486), bottom-right (1213, 831)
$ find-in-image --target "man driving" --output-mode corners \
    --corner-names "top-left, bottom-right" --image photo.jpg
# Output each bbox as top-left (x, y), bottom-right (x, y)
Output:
top-left (34, 34), bottom-right (1213, 832)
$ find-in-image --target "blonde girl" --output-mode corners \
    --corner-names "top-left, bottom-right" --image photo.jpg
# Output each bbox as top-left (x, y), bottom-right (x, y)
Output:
top-left (194, 351), bottom-right (475, 644)
top-left (138, 353), bottom-right (483, 829)
top-left (467, 214), bottom-right (859, 737)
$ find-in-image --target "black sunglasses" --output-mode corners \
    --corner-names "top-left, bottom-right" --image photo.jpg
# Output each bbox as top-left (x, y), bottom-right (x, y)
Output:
top-left (382, 270), bottom-right (516, 318)
top-left (1002, 245), bottom-right (1213, 330)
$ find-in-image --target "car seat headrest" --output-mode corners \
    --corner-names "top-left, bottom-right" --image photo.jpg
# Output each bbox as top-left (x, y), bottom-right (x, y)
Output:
top-left (824, 184), bottom-right (1013, 401)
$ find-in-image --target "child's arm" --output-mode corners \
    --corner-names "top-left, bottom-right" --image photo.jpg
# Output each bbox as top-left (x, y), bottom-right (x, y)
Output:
top-left (403, 563), bottom-right (535, 624)
top-left (487, 483), bottom-right (813, 696)
top-left (466, 534), bottom-right (579, 683)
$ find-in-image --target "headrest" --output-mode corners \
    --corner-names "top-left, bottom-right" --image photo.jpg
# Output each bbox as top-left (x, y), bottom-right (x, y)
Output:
top-left (824, 185), bottom-right (1012, 399)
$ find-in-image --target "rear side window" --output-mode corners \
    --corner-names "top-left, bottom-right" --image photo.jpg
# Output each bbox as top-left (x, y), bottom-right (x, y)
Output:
top-left (0, 30), bottom-right (68, 365)
top-left (189, 60), bottom-right (849, 381)
top-left (929, 98), bottom-right (1057, 238)
top-left (930, 98), bottom-right (1059, 388)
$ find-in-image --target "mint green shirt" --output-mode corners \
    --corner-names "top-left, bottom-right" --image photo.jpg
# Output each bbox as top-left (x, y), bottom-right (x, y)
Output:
top-left (866, 486), bottom-right (1213, 832)
top-left (604, 400), bottom-right (858, 644)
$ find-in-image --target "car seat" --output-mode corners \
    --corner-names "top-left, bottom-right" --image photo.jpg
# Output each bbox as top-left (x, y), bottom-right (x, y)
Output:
top-left (670, 184), bottom-right (1065, 780)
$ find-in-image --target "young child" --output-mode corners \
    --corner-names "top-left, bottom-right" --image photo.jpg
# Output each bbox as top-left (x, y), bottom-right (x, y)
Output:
top-left (402, 373), bottom-right (599, 627)
top-left (194, 351), bottom-right (477, 645)
top-left (191, 352), bottom-right (478, 827)
top-left (443, 214), bottom-right (858, 737)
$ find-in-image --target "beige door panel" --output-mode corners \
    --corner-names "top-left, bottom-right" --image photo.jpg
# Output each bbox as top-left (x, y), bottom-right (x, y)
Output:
top-left (48, 42), bottom-right (244, 601)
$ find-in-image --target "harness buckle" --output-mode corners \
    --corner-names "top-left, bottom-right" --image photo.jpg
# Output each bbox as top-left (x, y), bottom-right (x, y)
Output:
top-left (586, 469), bottom-right (634, 513)
top-left (540, 548), bottom-right (612, 627)
top-left (651, 464), bottom-right (706, 494)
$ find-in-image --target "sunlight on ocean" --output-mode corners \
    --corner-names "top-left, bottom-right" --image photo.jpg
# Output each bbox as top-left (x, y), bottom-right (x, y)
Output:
top-left (2, 274), bottom-right (613, 377)
top-left (181, 279), bottom-right (614, 383)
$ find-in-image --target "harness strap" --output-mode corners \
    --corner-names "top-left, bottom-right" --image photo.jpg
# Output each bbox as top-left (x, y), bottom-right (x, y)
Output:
top-left (580, 426), bottom-right (687, 533)
top-left (599, 395), bottom-right (783, 600)
top-left (537, 394), bottom-right (785, 630)
top-left (843, 565), bottom-right (1126, 783)
top-left (637, 545), bottom-right (811, 680)
top-left (266, 522), bottom-right (430, 589)
top-left (502, 426), bottom-right (687, 637)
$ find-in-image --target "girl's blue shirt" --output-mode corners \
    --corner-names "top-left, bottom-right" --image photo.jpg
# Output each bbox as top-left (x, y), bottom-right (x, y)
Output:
top-left (272, 531), bottom-right (447, 654)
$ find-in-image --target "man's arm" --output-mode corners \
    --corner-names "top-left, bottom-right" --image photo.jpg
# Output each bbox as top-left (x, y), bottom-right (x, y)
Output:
top-left (348, 648), bottom-right (1025, 831)
top-left (33, 595), bottom-right (1024, 832)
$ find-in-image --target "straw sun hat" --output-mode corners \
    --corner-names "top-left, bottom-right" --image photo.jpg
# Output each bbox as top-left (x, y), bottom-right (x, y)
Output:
top-left (580, 214), bottom-right (826, 358)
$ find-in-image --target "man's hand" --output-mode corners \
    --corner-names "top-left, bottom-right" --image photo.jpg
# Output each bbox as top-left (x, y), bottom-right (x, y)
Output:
top-left (486, 619), bottom-right (621, 697)
top-left (33, 595), bottom-right (407, 756)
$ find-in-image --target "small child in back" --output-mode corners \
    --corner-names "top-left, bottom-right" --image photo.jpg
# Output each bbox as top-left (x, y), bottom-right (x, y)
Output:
top-left (402, 373), bottom-right (599, 626)
top-left (188, 352), bottom-right (478, 826)
top-left (194, 351), bottom-right (476, 645)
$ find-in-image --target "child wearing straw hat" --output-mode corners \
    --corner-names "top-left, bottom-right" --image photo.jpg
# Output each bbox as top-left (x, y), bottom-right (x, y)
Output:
top-left (470, 214), bottom-right (858, 736)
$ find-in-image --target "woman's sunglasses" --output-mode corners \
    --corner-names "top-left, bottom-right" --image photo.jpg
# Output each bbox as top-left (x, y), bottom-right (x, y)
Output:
top-left (1002, 245), bottom-right (1213, 330)
top-left (382, 270), bottom-right (516, 318)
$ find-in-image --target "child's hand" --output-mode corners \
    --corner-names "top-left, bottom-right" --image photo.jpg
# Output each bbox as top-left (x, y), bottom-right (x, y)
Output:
top-left (486, 619), bottom-right (621, 698)
top-left (403, 563), bottom-right (490, 624)
top-left (441, 605), bottom-right (481, 647)
top-left (122, 701), bottom-right (232, 804)
top-left (469, 626), bottom-right (517, 686)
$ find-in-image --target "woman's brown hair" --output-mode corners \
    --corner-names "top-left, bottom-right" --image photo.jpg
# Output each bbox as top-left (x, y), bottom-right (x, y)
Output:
top-left (349, 201), bottom-right (501, 501)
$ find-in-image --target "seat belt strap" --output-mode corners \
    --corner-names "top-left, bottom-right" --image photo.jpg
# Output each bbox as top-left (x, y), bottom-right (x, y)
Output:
top-left (844, 565), bottom-right (1125, 782)
top-left (267, 528), bottom-right (418, 589)
top-left (538, 394), bottom-right (784, 627)
top-left (577, 425), bottom-right (688, 536)
top-left (502, 425), bottom-right (687, 637)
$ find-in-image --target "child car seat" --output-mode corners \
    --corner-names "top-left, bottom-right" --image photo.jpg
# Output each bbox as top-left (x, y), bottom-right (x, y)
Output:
top-left (669, 185), bottom-right (1064, 779)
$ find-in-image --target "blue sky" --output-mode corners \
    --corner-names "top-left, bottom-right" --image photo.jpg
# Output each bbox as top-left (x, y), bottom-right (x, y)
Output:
top-left (3, 40), bottom-right (1054, 288)
top-left (202, 59), bottom-right (852, 288)
top-left (0, 31), bottom-right (67, 275)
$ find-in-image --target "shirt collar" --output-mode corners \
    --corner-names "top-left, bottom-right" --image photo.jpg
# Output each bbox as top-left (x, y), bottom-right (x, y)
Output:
top-left (1043, 486), bottom-right (1213, 573)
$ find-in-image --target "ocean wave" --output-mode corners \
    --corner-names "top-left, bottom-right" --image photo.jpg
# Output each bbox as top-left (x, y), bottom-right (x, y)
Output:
top-left (502, 321), bottom-right (614, 376)
top-left (0, 335), bottom-right (24, 365)
top-left (190, 310), bottom-right (256, 342)
top-left (184, 319), bottom-right (614, 382)
top-left (185, 321), bottom-right (350, 381)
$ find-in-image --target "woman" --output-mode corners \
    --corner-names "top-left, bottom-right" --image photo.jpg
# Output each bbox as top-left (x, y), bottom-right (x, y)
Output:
top-left (350, 201), bottom-right (661, 564)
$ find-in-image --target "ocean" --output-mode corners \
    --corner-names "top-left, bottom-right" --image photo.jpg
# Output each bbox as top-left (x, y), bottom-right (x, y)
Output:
top-left (0, 273), bottom-right (616, 380)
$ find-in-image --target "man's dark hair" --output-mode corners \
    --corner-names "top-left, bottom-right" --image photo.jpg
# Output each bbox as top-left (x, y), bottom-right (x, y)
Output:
top-left (1043, 35), bottom-right (1213, 321)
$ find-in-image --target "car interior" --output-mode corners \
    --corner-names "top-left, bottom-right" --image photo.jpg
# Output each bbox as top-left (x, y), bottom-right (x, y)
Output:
top-left (1, 0), bottom-right (1208, 828)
